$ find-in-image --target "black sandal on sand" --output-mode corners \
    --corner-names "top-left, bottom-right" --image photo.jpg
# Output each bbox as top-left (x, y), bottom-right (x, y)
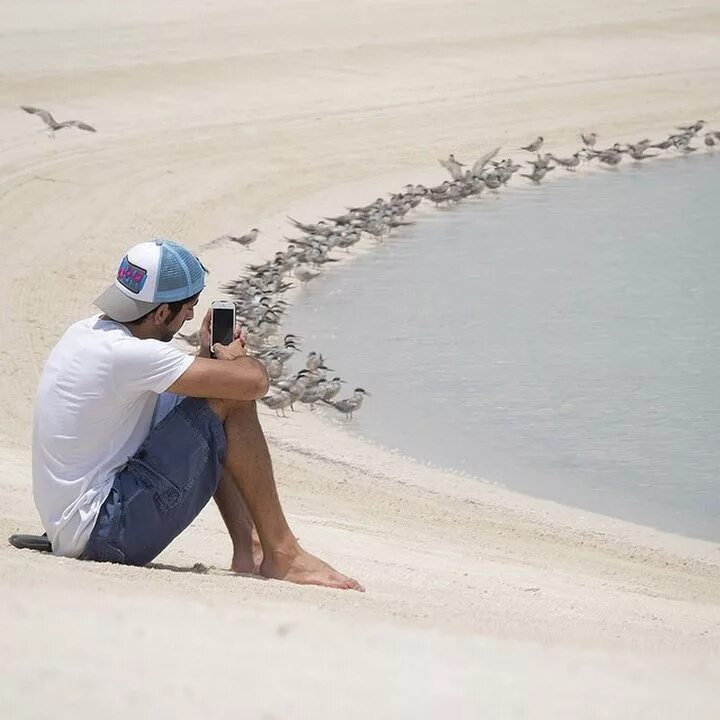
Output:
top-left (8, 533), bottom-right (52, 553)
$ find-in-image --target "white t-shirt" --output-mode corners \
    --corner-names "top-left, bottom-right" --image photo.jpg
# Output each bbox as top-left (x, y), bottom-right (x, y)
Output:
top-left (32, 315), bottom-right (195, 558)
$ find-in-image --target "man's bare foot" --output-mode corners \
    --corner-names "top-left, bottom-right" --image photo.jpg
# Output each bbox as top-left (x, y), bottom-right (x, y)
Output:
top-left (260, 546), bottom-right (364, 592)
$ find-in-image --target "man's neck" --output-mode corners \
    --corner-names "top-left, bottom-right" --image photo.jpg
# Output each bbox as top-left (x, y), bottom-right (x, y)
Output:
top-left (101, 314), bottom-right (154, 341)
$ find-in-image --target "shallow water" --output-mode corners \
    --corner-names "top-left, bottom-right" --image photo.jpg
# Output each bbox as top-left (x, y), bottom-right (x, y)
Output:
top-left (284, 153), bottom-right (720, 541)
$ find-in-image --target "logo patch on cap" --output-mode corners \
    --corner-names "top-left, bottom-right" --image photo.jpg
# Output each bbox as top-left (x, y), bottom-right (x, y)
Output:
top-left (117, 256), bottom-right (148, 294)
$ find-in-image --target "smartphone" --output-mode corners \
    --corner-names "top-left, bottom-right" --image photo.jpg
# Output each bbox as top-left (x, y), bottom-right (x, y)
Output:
top-left (210, 300), bottom-right (236, 356)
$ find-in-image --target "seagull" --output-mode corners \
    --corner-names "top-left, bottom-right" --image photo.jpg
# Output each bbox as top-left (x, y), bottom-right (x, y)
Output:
top-left (20, 105), bottom-right (97, 135)
top-left (260, 390), bottom-right (293, 417)
top-left (470, 146), bottom-right (501, 177)
top-left (581, 132), bottom-right (597, 148)
top-left (293, 265), bottom-right (321, 286)
top-left (306, 351), bottom-right (328, 372)
top-left (674, 136), bottom-right (698, 153)
top-left (322, 388), bottom-right (371, 419)
top-left (627, 146), bottom-right (657, 161)
top-left (549, 152), bottom-right (581, 170)
top-left (676, 120), bottom-right (705, 134)
top-left (703, 133), bottom-right (716, 149)
top-left (205, 228), bottom-right (259, 250)
top-left (520, 136), bottom-right (544, 153)
top-left (439, 154), bottom-right (465, 181)
top-left (322, 377), bottom-right (346, 401)
top-left (520, 165), bottom-right (554, 183)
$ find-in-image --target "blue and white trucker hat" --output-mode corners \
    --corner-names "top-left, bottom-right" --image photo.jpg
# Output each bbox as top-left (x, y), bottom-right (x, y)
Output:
top-left (94, 239), bottom-right (207, 322)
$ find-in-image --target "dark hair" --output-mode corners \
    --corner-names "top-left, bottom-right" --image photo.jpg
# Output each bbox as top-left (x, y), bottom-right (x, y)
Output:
top-left (128, 292), bottom-right (200, 326)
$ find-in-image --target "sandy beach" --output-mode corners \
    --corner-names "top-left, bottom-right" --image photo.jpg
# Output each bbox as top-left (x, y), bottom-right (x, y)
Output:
top-left (1, 1), bottom-right (720, 717)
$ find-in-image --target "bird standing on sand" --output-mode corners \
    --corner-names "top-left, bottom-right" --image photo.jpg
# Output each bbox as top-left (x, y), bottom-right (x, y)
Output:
top-left (260, 389), bottom-right (293, 417)
top-left (549, 153), bottom-right (581, 170)
top-left (677, 120), bottom-right (705, 134)
top-left (322, 377), bottom-right (345, 401)
top-left (627, 146), bottom-right (657, 161)
top-left (520, 165), bottom-right (554, 183)
top-left (20, 105), bottom-right (97, 135)
top-left (322, 388), bottom-right (371, 419)
top-left (293, 265), bottom-right (321, 286)
top-left (520, 136), bottom-right (544, 152)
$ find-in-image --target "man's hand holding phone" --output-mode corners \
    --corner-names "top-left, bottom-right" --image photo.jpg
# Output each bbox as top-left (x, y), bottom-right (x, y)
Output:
top-left (213, 333), bottom-right (246, 360)
top-left (198, 303), bottom-right (246, 359)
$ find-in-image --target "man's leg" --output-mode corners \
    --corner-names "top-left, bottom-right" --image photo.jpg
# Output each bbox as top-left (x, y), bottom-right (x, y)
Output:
top-left (213, 469), bottom-right (262, 573)
top-left (207, 398), bottom-right (364, 591)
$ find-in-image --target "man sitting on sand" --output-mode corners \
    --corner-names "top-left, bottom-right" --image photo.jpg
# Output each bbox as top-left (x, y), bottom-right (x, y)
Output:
top-left (32, 239), bottom-right (363, 591)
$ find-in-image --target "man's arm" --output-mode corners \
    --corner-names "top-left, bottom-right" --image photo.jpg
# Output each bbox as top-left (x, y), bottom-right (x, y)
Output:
top-left (168, 355), bottom-right (269, 401)
top-left (170, 307), bottom-right (268, 400)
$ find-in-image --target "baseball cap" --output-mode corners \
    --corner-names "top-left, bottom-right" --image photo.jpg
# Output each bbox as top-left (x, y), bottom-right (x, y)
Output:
top-left (94, 239), bottom-right (207, 322)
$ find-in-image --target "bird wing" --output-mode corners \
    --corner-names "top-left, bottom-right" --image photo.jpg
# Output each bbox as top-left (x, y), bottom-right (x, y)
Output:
top-left (64, 120), bottom-right (97, 132)
top-left (20, 105), bottom-right (56, 127)
top-left (470, 146), bottom-right (500, 176)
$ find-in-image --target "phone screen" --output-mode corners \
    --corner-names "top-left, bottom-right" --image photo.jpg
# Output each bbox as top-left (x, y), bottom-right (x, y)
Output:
top-left (212, 307), bottom-right (235, 347)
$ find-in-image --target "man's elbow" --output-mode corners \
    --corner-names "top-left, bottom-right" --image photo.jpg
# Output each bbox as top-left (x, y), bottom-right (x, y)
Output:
top-left (253, 364), bottom-right (270, 399)
top-left (247, 359), bottom-right (270, 399)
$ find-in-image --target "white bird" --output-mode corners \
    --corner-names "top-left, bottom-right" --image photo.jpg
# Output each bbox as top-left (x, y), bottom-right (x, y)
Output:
top-left (305, 351), bottom-right (325, 372)
top-left (520, 136), bottom-right (544, 152)
top-left (322, 377), bottom-right (345, 401)
top-left (293, 265), bottom-right (321, 285)
top-left (21, 105), bottom-right (97, 135)
top-left (204, 228), bottom-right (259, 250)
top-left (470, 146), bottom-right (501, 177)
top-left (439, 154), bottom-right (465, 181)
top-left (322, 388), bottom-right (371, 419)
top-left (260, 390), bottom-right (293, 417)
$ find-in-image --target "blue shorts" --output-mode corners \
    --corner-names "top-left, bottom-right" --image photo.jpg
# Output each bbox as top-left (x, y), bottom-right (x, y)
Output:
top-left (81, 395), bottom-right (227, 566)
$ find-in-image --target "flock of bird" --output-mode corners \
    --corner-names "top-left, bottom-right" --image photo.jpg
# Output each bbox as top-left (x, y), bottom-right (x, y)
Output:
top-left (21, 107), bottom-right (718, 420)
top-left (184, 120), bottom-right (718, 419)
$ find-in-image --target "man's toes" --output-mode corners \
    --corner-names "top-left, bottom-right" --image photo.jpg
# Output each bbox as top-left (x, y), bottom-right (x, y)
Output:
top-left (345, 577), bottom-right (365, 592)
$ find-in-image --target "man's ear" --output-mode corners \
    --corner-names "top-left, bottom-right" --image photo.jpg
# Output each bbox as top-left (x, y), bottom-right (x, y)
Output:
top-left (152, 304), bottom-right (171, 324)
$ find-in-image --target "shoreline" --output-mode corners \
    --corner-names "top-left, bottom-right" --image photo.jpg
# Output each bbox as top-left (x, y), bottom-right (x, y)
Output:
top-left (2, 2), bottom-right (720, 715)
top-left (196, 135), bottom-right (718, 548)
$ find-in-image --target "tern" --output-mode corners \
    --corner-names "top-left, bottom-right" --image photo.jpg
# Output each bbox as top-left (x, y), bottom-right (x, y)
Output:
top-left (520, 165), bottom-right (554, 183)
top-left (439, 154), bottom-right (465, 181)
top-left (322, 388), bottom-right (371, 419)
top-left (322, 377), bottom-right (346, 401)
top-left (202, 228), bottom-right (259, 250)
top-left (260, 390), bottom-right (293, 417)
top-left (21, 105), bottom-right (97, 135)
top-left (520, 136), bottom-right (544, 152)
top-left (293, 265), bottom-right (321, 285)
top-left (549, 152), bottom-right (581, 170)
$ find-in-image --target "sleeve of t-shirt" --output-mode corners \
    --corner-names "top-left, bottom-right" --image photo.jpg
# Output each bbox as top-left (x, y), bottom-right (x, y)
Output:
top-left (111, 337), bottom-right (195, 396)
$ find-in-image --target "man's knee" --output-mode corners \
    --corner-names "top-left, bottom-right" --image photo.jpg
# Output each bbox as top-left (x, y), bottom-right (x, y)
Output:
top-left (206, 397), bottom-right (257, 423)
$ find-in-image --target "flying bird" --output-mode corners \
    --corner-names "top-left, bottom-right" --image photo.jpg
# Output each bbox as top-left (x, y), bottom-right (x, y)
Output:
top-left (20, 105), bottom-right (97, 135)
top-left (203, 228), bottom-right (259, 250)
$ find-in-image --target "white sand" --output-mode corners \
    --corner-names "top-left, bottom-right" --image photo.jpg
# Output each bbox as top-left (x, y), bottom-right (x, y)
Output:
top-left (1, 1), bottom-right (720, 717)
